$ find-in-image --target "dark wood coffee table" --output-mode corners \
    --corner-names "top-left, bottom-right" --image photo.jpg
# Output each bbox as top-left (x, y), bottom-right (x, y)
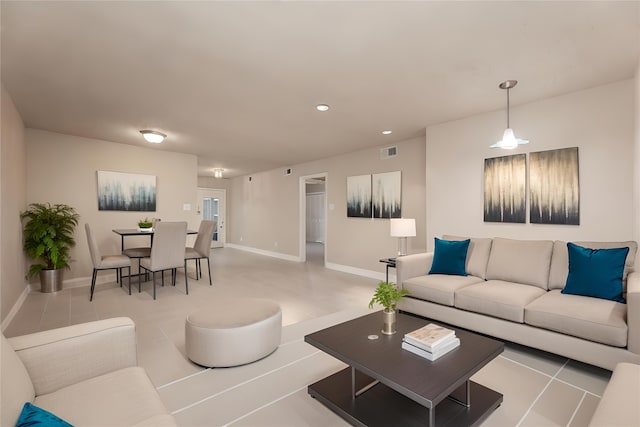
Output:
top-left (305, 311), bottom-right (503, 426)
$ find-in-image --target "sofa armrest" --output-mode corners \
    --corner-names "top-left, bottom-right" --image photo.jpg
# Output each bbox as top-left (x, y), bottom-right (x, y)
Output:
top-left (627, 272), bottom-right (640, 353)
top-left (8, 317), bottom-right (137, 396)
top-left (589, 362), bottom-right (640, 426)
top-left (396, 252), bottom-right (433, 289)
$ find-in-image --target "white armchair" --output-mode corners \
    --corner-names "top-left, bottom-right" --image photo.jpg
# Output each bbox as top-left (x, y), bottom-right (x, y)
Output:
top-left (1, 317), bottom-right (176, 426)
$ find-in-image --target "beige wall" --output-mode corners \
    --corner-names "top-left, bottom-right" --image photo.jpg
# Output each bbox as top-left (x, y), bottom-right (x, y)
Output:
top-left (635, 61), bottom-right (640, 267)
top-left (227, 137), bottom-right (426, 275)
top-left (25, 130), bottom-right (199, 285)
top-left (1, 85), bottom-right (28, 324)
top-left (425, 79), bottom-right (635, 248)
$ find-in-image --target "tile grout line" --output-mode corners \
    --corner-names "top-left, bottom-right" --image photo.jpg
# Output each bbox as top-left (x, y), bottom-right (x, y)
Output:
top-left (224, 384), bottom-right (309, 426)
top-left (156, 339), bottom-right (305, 389)
top-left (515, 359), bottom-right (569, 427)
top-left (170, 350), bottom-right (322, 415)
top-left (566, 391), bottom-right (588, 426)
top-left (498, 354), bottom-right (604, 397)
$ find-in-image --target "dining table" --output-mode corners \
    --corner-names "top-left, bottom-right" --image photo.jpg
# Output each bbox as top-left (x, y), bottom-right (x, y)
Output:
top-left (112, 228), bottom-right (198, 252)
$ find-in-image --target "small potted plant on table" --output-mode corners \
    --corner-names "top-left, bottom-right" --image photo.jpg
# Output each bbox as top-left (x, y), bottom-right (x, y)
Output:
top-left (369, 281), bottom-right (409, 335)
top-left (137, 217), bottom-right (153, 232)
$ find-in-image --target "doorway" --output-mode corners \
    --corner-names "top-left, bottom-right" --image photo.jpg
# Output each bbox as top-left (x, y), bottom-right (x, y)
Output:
top-left (197, 188), bottom-right (226, 248)
top-left (299, 173), bottom-right (327, 264)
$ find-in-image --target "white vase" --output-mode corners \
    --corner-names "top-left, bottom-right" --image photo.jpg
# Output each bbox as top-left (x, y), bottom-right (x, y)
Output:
top-left (382, 309), bottom-right (397, 335)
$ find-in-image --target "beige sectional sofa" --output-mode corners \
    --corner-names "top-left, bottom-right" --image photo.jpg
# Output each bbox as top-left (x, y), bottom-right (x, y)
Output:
top-left (1, 317), bottom-right (176, 427)
top-left (397, 236), bottom-right (639, 371)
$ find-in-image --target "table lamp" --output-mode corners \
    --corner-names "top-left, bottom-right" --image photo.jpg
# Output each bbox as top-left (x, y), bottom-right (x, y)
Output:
top-left (390, 218), bottom-right (416, 256)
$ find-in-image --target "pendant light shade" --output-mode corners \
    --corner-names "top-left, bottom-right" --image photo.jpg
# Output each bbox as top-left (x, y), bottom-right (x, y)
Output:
top-left (490, 80), bottom-right (529, 149)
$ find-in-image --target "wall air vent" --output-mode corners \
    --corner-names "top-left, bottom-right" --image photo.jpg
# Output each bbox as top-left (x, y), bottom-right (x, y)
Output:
top-left (380, 146), bottom-right (398, 160)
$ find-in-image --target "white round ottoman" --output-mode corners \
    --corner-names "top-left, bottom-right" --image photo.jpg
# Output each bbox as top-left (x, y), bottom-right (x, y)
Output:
top-left (185, 298), bottom-right (282, 367)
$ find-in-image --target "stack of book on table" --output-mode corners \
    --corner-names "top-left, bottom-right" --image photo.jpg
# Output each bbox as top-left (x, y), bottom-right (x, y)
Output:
top-left (402, 323), bottom-right (460, 361)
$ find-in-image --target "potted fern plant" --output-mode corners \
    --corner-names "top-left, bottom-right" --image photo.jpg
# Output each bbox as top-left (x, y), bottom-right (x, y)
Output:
top-left (21, 203), bottom-right (79, 292)
top-left (369, 281), bottom-right (409, 335)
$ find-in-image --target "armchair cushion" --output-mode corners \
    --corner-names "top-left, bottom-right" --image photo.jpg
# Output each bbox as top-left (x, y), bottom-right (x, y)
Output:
top-left (34, 367), bottom-right (171, 427)
top-left (8, 317), bottom-right (136, 396)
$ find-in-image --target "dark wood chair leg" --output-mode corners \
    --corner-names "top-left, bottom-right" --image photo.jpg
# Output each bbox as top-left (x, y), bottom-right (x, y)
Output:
top-left (153, 271), bottom-right (156, 300)
top-left (90, 269), bottom-right (98, 301)
top-left (206, 258), bottom-right (212, 286)
top-left (184, 261), bottom-right (189, 295)
top-left (127, 266), bottom-right (132, 295)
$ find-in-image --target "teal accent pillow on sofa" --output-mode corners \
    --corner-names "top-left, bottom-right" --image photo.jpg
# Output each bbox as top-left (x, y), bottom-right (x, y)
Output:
top-left (16, 402), bottom-right (73, 427)
top-left (429, 238), bottom-right (470, 276)
top-left (562, 242), bottom-right (629, 303)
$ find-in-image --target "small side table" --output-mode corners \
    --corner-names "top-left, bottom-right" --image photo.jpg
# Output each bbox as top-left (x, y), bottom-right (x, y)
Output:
top-left (379, 258), bottom-right (397, 283)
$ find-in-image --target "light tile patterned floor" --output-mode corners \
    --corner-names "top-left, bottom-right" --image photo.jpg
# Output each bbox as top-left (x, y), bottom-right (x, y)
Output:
top-left (5, 244), bottom-right (610, 426)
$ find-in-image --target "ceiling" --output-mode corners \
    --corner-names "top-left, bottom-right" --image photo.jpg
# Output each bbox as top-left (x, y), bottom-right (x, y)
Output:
top-left (2, 1), bottom-right (639, 178)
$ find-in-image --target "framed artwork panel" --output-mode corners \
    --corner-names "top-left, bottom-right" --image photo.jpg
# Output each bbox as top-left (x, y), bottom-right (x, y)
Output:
top-left (97, 170), bottom-right (157, 211)
top-left (372, 171), bottom-right (401, 218)
top-left (529, 147), bottom-right (579, 225)
top-left (484, 154), bottom-right (526, 223)
top-left (346, 174), bottom-right (372, 218)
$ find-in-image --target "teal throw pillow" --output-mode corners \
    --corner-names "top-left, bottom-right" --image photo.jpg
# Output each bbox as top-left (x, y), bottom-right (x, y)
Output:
top-left (16, 402), bottom-right (73, 427)
top-left (562, 242), bottom-right (629, 303)
top-left (429, 238), bottom-right (470, 276)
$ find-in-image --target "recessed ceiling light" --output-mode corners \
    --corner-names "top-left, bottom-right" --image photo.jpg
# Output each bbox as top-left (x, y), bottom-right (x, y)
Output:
top-left (140, 130), bottom-right (166, 143)
top-left (213, 168), bottom-right (224, 178)
top-left (316, 104), bottom-right (330, 112)
top-left (382, 130), bottom-right (393, 135)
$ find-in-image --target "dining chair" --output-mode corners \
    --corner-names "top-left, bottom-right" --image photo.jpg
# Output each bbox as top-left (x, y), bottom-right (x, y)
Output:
top-left (139, 221), bottom-right (188, 300)
top-left (85, 223), bottom-right (132, 301)
top-left (185, 220), bottom-right (216, 286)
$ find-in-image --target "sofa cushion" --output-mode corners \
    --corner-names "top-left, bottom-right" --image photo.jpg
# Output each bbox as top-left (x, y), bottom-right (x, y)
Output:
top-left (429, 238), bottom-right (470, 276)
top-left (1, 334), bottom-right (35, 427)
top-left (525, 290), bottom-right (627, 347)
top-left (34, 367), bottom-right (175, 427)
top-left (16, 402), bottom-right (72, 427)
top-left (455, 280), bottom-right (547, 323)
top-left (549, 240), bottom-right (638, 291)
top-left (403, 274), bottom-right (484, 306)
top-left (485, 238), bottom-right (554, 290)
top-left (442, 235), bottom-right (493, 279)
top-left (561, 243), bottom-right (628, 303)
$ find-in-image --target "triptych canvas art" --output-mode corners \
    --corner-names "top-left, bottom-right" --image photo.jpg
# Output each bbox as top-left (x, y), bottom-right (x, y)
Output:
top-left (484, 147), bottom-right (579, 225)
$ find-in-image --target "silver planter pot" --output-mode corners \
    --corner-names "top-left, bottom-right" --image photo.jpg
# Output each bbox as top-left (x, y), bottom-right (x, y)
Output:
top-left (381, 309), bottom-right (397, 335)
top-left (40, 269), bottom-right (64, 293)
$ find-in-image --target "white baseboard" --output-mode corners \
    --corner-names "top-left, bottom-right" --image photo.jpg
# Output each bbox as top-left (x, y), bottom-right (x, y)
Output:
top-left (324, 262), bottom-right (396, 283)
top-left (225, 243), bottom-right (302, 262)
top-left (1, 285), bottom-right (30, 332)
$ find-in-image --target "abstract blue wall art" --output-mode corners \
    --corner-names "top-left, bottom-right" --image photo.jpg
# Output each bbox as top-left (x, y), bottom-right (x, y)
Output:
top-left (97, 171), bottom-right (156, 211)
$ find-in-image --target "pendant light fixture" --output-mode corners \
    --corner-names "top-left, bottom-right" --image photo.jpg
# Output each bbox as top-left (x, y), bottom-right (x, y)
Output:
top-left (490, 80), bottom-right (529, 149)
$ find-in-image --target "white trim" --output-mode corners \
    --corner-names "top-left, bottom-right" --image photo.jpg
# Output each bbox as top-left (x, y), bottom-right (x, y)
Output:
top-left (226, 243), bottom-right (301, 262)
top-left (325, 262), bottom-right (396, 283)
top-left (1, 285), bottom-right (30, 332)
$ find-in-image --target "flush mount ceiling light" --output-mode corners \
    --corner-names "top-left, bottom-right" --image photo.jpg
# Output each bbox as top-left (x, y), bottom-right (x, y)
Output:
top-left (213, 168), bottom-right (224, 178)
top-left (316, 104), bottom-right (330, 112)
top-left (490, 80), bottom-right (529, 149)
top-left (140, 130), bottom-right (166, 143)
top-left (382, 130), bottom-right (393, 135)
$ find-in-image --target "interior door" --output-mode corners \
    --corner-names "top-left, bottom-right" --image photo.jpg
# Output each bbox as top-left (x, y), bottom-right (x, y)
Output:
top-left (197, 188), bottom-right (226, 248)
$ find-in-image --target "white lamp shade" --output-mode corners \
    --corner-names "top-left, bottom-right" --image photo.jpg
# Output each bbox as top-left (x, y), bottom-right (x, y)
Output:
top-left (390, 218), bottom-right (416, 237)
